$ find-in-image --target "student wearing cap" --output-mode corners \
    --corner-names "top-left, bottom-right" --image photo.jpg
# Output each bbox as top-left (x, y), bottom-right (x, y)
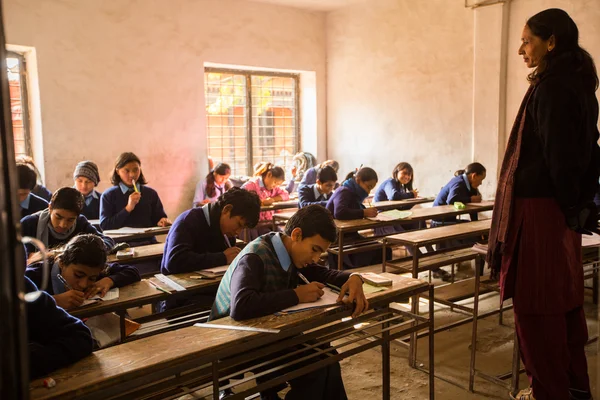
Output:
top-left (73, 161), bottom-right (102, 220)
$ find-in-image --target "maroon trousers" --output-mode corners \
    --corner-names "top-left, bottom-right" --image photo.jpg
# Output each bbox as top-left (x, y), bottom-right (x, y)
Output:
top-left (500, 198), bottom-right (590, 399)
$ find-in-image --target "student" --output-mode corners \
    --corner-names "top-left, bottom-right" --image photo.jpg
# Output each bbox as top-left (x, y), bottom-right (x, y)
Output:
top-left (298, 165), bottom-right (337, 208)
top-left (20, 187), bottom-right (114, 260)
top-left (73, 161), bottom-right (102, 220)
top-left (16, 155), bottom-right (52, 201)
top-left (374, 162), bottom-right (419, 202)
top-left (285, 151), bottom-right (316, 194)
top-left (241, 162), bottom-right (289, 239)
top-left (300, 160), bottom-right (340, 186)
top-left (17, 163), bottom-right (48, 219)
top-left (193, 162), bottom-right (232, 207)
top-left (432, 162), bottom-right (486, 227)
top-left (210, 205), bottom-right (367, 400)
top-left (26, 234), bottom-right (140, 311)
top-left (326, 167), bottom-right (384, 269)
top-left (100, 152), bottom-right (171, 236)
top-left (25, 276), bottom-right (93, 379)
top-left (373, 162), bottom-right (421, 236)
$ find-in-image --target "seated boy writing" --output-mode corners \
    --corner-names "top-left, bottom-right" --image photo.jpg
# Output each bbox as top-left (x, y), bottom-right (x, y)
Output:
top-left (210, 204), bottom-right (367, 400)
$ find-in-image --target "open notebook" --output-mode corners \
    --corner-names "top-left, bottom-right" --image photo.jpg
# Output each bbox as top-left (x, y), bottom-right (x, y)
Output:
top-left (79, 288), bottom-right (120, 307)
top-left (103, 226), bottom-right (166, 235)
top-left (367, 210), bottom-right (412, 222)
top-left (280, 287), bottom-right (341, 314)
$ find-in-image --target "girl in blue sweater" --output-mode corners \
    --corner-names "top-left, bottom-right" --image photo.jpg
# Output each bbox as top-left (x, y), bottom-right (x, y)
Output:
top-left (100, 152), bottom-right (171, 235)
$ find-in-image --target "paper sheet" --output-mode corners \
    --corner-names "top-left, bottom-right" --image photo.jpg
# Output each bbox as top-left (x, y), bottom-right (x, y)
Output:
top-left (362, 283), bottom-right (386, 294)
top-left (280, 287), bottom-right (341, 313)
top-left (368, 210), bottom-right (412, 222)
top-left (90, 287), bottom-right (119, 301)
top-left (582, 233), bottom-right (600, 248)
top-left (104, 226), bottom-right (165, 235)
top-left (202, 265), bottom-right (229, 275)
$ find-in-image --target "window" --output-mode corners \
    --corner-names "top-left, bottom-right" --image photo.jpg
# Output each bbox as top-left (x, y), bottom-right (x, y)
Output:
top-left (205, 68), bottom-right (299, 176)
top-left (6, 52), bottom-right (31, 158)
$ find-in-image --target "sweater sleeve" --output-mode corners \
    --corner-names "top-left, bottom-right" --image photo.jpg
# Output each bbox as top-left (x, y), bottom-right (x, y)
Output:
top-left (103, 262), bottom-right (141, 287)
top-left (161, 215), bottom-right (227, 274)
top-left (19, 215), bottom-right (37, 257)
top-left (330, 191), bottom-right (364, 220)
top-left (150, 190), bottom-right (168, 226)
top-left (229, 254), bottom-right (299, 320)
top-left (272, 186), bottom-right (290, 201)
top-left (100, 190), bottom-right (130, 230)
top-left (192, 181), bottom-right (206, 206)
top-left (285, 180), bottom-right (296, 194)
top-left (387, 182), bottom-right (415, 201)
top-left (301, 264), bottom-right (351, 287)
top-left (25, 277), bottom-right (93, 379)
top-left (446, 180), bottom-right (471, 205)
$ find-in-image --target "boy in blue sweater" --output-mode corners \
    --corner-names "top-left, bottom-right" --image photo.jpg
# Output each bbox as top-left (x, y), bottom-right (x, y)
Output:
top-left (73, 161), bottom-right (103, 220)
top-left (17, 163), bottom-right (48, 219)
top-left (297, 166), bottom-right (337, 208)
top-left (211, 205), bottom-right (367, 400)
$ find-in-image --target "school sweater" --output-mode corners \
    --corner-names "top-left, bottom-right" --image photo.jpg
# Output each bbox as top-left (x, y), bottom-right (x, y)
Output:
top-left (298, 183), bottom-right (330, 208)
top-left (432, 175), bottom-right (479, 223)
top-left (81, 189), bottom-right (102, 220)
top-left (326, 186), bottom-right (365, 220)
top-left (25, 276), bottom-right (93, 379)
top-left (25, 260), bottom-right (140, 294)
top-left (374, 178), bottom-right (415, 202)
top-left (20, 193), bottom-right (48, 219)
top-left (20, 213), bottom-right (115, 258)
top-left (32, 184), bottom-right (52, 202)
top-left (100, 185), bottom-right (167, 230)
top-left (211, 232), bottom-right (350, 321)
top-left (161, 204), bottom-right (233, 274)
top-left (299, 167), bottom-right (318, 185)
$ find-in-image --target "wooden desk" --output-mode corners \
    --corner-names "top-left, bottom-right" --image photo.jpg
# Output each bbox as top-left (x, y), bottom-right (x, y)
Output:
top-left (331, 202), bottom-right (494, 270)
top-left (30, 274), bottom-right (433, 400)
top-left (372, 196), bottom-right (434, 211)
top-left (107, 243), bottom-right (165, 264)
top-left (104, 226), bottom-right (171, 242)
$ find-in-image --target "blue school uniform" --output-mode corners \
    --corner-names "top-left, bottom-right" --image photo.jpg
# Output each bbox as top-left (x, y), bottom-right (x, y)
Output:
top-left (298, 184), bottom-right (330, 208)
top-left (20, 193), bottom-right (48, 219)
top-left (20, 212), bottom-right (114, 258)
top-left (32, 184), bottom-right (52, 202)
top-left (432, 174), bottom-right (479, 225)
top-left (25, 276), bottom-right (93, 379)
top-left (100, 183), bottom-right (167, 235)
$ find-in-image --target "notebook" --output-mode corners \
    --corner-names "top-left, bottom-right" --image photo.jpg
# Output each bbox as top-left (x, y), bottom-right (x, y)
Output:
top-left (367, 210), bottom-right (412, 222)
top-left (280, 287), bottom-right (341, 314)
top-left (103, 226), bottom-right (166, 235)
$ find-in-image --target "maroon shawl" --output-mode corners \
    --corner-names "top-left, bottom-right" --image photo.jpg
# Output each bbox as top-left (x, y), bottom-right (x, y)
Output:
top-left (487, 85), bottom-right (536, 277)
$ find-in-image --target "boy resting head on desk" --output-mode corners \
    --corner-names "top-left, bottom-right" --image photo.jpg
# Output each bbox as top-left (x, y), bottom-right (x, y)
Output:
top-left (26, 234), bottom-right (140, 310)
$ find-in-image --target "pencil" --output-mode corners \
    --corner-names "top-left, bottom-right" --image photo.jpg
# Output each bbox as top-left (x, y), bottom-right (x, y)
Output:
top-left (132, 179), bottom-right (139, 193)
top-left (147, 279), bottom-right (170, 295)
top-left (326, 283), bottom-right (342, 293)
top-left (297, 272), bottom-right (311, 285)
top-left (57, 274), bottom-right (72, 290)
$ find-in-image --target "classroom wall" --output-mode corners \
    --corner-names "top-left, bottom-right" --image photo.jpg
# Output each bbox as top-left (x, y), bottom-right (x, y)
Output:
top-left (326, 0), bottom-right (475, 198)
top-left (3, 0), bottom-right (327, 217)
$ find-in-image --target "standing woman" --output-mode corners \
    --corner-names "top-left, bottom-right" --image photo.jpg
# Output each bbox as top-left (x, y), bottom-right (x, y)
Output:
top-left (488, 9), bottom-right (599, 400)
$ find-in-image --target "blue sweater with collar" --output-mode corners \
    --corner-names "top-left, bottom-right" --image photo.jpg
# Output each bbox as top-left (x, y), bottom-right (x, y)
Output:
top-left (298, 184), bottom-right (329, 208)
top-left (100, 185), bottom-right (167, 230)
top-left (433, 175), bottom-right (479, 223)
top-left (21, 193), bottom-right (49, 219)
top-left (81, 190), bottom-right (102, 220)
top-left (374, 178), bottom-right (415, 202)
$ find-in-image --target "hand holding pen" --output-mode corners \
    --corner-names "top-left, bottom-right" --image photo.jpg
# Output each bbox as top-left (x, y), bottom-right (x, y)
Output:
top-left (294, 272), bottom-right (325, 303)
top-left (54, 274), bottom-right (85, 310)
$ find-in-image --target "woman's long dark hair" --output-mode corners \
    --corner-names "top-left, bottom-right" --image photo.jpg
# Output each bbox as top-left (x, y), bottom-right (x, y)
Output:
top-left (526, 8), bottom-right (598, 91)
top-left (111, 152), bottom-right (147, 185)
top-left (392, 162), bottom-right (414, 191)
top-left (205, 163), bottom-right (231, 198)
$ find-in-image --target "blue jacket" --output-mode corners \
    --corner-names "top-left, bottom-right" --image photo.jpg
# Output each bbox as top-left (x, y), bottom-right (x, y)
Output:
top-left (21, 193), bottom-right (48, 219)
top-left (298, 184), bottom-right (330, 208)
top-left (25, 276), bottom-right (93, 379)
top-left (326, 186), bottom-right (365, 220)
top-left (374, 178), bottom-right (415, 202)
top-left (100, 185), bottom-right (167, 230)
top-left (81, 190), bottom-right (102, 221)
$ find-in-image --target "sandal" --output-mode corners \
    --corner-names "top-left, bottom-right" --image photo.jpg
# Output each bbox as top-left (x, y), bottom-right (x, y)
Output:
top-left (510, 388), bottom-right (535, 400)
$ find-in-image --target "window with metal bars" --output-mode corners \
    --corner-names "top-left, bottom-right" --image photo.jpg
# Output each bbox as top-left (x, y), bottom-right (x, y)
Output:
top-left (6, 52), bottom-right (31, 158)
top-left (205, 68), bottom-right (299, 177)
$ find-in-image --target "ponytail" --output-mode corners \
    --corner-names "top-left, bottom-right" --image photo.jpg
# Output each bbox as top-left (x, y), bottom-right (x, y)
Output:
top-left (455, 162), bottom-right (486, 177)
top-left (205, 163), bottom-right (231, 198)
top-left (253, 161), bottom-right (285, 180)
top-left (345, 166), bottom-right (378, 183)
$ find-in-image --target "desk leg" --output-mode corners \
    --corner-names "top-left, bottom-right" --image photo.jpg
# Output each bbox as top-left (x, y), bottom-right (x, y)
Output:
top-left (118, 311), bottom-right (126, 343)
top-left (337, 232), bottom-right (344, 271)
top-left (212, 361), bottom-right (220, 399)
top-left (428, 284), bottom-right (435, 400)
top-left (382, 239), bottom-right (387, 273)
top-left (382, 311), bottom-right (390, 400)
top-left (409, 246), bottom-right (419, 367)
top-left (469, 255), bottom-right (481, 392)
top-left (510, 333), bottom-right (520, 397)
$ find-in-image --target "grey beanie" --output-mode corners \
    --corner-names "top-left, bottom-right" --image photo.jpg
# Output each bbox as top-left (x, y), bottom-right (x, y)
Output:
top-left (73, 161), bottom-right (100, 186)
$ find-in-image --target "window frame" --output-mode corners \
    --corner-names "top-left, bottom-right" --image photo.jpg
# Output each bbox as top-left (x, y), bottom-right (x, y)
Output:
top-left (6, 51), bottom-right (31, 158)
top-left (204, 67), bottom-right (300, 176)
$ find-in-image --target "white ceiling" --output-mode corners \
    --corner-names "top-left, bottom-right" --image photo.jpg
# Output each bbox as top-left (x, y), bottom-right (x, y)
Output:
top-left (245, 0), bottom-right (367, 12)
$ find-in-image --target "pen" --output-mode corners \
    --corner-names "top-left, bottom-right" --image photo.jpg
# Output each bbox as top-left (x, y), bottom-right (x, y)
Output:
top-left (57, 274), bottom-right (72, 291)
top-left (297, 272), bottom-right (310, 285)
top-left (224, 235), bottom-right (232, 248)
top-left (326, 283), bottom-right (342, 293)
top-left (147, 279), bottom-right (171, 295)
top-left (132, 179), bottom-right (139, 193)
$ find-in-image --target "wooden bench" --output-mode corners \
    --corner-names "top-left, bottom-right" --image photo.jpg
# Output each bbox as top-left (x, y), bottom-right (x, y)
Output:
top-left (30, 274), bottom-right (433, 400)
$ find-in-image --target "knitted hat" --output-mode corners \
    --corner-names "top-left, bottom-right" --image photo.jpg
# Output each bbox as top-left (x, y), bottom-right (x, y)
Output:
top-left (73, 161), bottom-right (100, 186)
